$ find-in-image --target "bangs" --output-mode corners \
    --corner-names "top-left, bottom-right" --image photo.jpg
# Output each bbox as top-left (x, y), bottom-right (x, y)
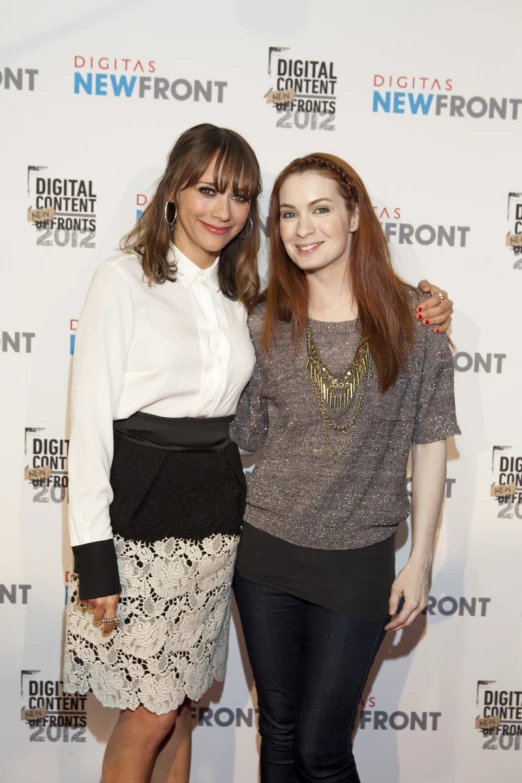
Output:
top-left (181, 130), bottom-right (261, 201)
top-left (212, 143), bottom-right (260, 200)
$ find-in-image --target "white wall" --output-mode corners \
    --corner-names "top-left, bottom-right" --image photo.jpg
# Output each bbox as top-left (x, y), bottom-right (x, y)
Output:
top-left (1, 1), bottom-right (521, 780)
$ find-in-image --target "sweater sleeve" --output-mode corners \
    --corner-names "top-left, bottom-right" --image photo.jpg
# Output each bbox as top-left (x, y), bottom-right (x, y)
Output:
top-left (68, 261), bottom-right (134, 599)
top-left (413, 328), bottom-right (460, 445)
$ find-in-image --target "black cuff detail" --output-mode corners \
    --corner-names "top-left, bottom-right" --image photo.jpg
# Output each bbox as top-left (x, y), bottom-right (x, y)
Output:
top-left (72, 539), bottom-right (121, 600)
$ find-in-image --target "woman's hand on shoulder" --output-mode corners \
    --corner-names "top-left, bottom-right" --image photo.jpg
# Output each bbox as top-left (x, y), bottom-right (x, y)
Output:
top-left (385, 558), bottom-right (430, 632)
top-left (79, 593), bottom-right (120, 637)
top-left (417, 280), bottom-right (454, 334)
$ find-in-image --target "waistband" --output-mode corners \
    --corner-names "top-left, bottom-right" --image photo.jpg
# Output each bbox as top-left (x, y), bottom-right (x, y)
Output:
top-left (113, 411), bottom-right (233, 452)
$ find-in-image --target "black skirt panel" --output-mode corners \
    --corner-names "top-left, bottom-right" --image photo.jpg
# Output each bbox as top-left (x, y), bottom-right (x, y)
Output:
top-left (109, 430), bottom-right (246, 544)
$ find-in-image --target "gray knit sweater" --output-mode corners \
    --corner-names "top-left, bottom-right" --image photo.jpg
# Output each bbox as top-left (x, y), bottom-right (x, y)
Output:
top-left (230, 294), bottom-right (460, 550)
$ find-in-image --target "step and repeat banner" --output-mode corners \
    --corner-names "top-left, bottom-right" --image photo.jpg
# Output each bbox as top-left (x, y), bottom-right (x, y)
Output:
top-left (1, 1), bottom-right (521, 781)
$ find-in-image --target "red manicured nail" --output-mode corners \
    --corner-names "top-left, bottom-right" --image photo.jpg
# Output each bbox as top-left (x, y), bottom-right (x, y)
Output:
top-left (424, 319), bottom-right (430, 325)
top-left (417, 314), bottom-right (422, 320)
top-left (435, 328), bottom-right (440, 333)
top-left (417, 306), bottom-right (422, 312)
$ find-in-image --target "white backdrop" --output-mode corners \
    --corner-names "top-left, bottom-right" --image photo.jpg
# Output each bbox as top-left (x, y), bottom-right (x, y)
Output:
top-left (1, 1), bottom-right (522, 781)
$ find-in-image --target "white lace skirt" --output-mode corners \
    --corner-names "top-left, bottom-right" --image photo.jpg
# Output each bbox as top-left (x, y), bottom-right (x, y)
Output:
top-left (64, 532), bottom-right (239, 714)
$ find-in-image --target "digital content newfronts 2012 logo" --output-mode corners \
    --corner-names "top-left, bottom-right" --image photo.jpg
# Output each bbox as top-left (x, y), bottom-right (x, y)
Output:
top-left (490, 446), bottom-right (522, 522)
top-left (476, 680), bottom-right (522, 751)
top-left (506, 193), bottom-right (522, 269)
top-left (372, 74), bottom-right (522, 120)
top-left (376, 205), bottom-right (471, 248)
top-left (0, 66), bottom-right (38, 91)
top-left (24, 428), bottom-right (69, 505)
top-left (265, 47), bottom-right (338, 131)
top-left (20, 671), bottom-right (87, 742)
top-left (27, 166), bottom-right (97, 249)
top-left (73, 56), bottom-right (227, 102)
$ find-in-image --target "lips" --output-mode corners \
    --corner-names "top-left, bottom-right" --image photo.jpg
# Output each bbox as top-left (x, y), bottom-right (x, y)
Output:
top-left (199, 220), bottom-right (231, 236)
top-left (295, 241), bottom-right (324, 254)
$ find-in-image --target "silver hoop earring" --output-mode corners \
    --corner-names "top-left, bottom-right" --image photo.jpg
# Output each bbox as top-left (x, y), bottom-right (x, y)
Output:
top-left (164, 201), bottom-right (177, 229)
top-left (239, 215), bottom-right (253, 240)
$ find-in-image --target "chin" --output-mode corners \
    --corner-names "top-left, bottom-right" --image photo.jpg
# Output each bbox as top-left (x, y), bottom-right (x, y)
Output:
top-left (292, 256), bottom-right (328, 273)
top-left (197, 232), bottom-right (230, 253)
top-left (200, 229), bottom-right (235, 253)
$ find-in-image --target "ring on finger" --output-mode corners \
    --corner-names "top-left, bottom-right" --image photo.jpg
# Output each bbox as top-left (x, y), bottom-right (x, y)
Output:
top-left (101, 616), bottom-right (119, 624)
top-left (438, 292), bottom-right (445, 304)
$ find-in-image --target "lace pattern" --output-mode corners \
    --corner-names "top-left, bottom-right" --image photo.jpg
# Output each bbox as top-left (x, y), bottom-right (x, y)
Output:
top-left (64, 532), bottom-right (238, 714)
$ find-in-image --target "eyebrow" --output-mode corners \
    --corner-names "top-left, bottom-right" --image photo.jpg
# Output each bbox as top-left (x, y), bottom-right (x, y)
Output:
top-left (279, 197), bottom-right (333, 209)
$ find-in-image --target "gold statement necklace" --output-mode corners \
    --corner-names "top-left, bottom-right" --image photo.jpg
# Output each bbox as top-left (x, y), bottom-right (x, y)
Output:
top-left (306, 319), bottom-right (371, 456)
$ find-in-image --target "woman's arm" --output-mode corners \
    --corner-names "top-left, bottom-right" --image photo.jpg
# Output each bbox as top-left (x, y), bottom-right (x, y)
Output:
top-left (68, 261), bottom-right (134, 605)
top-left (385, 440), bottom-right (447, 631)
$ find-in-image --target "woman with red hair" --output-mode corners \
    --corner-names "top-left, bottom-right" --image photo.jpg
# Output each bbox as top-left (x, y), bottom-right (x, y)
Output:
top-left (232, 153), bottom-right (460, 783)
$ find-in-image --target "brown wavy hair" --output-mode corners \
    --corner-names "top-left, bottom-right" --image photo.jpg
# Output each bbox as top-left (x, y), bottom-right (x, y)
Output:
top-left (262, 153), bottom-right (415, 392)
top-left (121, 123), bottom-right (262, 310)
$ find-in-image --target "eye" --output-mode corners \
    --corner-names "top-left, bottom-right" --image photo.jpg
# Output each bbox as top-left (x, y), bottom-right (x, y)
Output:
top-left (232, 194), bottom-right (248, 203)
top-left (199, 186), bottom-right (216, 196)
top-left (314, 206), bottom-right (330, 214)
top-left (281, 211), bottom-right (297, 219)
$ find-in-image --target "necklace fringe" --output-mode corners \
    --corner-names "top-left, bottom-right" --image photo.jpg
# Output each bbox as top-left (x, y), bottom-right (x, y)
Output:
top-left (306, 320), bottom-right (371, 455)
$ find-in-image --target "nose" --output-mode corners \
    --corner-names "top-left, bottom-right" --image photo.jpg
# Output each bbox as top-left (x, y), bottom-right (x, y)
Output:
top-left (296, 212), bottom-right (314, 239)
top-left (211, 194), bottom-right (232, 223)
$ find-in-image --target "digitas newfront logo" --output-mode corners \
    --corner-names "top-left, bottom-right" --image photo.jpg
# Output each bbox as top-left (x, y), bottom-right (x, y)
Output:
top-left (0, 67), bottom-right (38, 91)
top-left (375, 204), bottom-right (470, 248)
top-left (372, 74), bottom-right (522, 120)
top-left (73, 56), bottom-right (227, 102)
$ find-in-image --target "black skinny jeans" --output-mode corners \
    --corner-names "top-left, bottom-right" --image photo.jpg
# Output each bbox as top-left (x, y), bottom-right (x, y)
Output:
top-left (234, 572), bottom-right (387, 783)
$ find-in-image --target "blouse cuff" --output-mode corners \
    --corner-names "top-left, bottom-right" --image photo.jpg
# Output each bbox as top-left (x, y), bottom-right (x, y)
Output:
top-left (72, 539), bottom-right (122, 600)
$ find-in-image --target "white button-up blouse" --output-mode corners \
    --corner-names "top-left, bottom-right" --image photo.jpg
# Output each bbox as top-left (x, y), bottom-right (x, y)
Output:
top-left (68, 247), bottom-right (256, 552)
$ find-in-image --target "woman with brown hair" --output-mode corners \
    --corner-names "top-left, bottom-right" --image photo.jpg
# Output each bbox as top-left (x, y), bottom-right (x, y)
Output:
top-left (232, 153), bottom-right (460, 783)
top-left (63, 123), bottom-right (262, 783)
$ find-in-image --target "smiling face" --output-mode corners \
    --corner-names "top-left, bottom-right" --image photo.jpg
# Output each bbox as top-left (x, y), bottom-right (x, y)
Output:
top-left (278, 170), bottom-right (359, 275)
top-left (173, 158), bottom-right (251, 266)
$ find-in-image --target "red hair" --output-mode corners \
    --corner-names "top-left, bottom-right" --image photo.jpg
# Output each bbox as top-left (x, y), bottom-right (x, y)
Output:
top-left (262, 153), bottom-right (415, 392)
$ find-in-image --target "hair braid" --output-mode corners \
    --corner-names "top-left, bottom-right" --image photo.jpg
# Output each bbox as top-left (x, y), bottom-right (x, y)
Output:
top-left (285, 154), bottom-right (359, 203)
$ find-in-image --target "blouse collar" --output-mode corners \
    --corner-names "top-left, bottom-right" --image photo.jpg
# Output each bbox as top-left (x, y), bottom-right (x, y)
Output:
top-left (173, 245), bottom-right (220, 291)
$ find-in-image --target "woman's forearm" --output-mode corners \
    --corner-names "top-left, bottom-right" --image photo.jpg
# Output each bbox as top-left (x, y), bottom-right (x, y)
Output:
top-left (409, 439), bottom-right (448, 566)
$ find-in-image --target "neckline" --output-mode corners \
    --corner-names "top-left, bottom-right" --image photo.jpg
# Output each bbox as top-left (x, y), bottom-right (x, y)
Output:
top-left (174, 244), bottom-right (219, 271)
top-left (172, 244), bottom-right (220, 290)
top-left (308, 317), bottom-right (359, 326)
